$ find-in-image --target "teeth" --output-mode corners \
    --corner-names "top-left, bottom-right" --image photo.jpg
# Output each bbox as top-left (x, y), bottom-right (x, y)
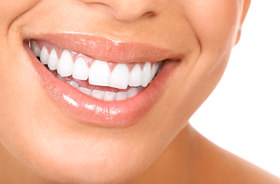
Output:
top-left (115, 92), bottom-right (127, 101)
top-left (91, 90), bottom-right (105, 100)
top-left (57, 50), bottom-right (74, 77)
top-left (66, 81), bottom-right (79, 89)
top-left (141, 62), bottom-right (152, 87)
top-left (103, 91), bottom-right (117, 101)
top-left (129, 64), bottom-right (142, 87)
top-left (31, 40), bottom-right (162, 100)
top-left (40, 46), bottom-right (49, 65)
top-left (89, 60), bottom-right (111, 86)
top-left (78, 87), bottom-right (92, 96)
top-left (151, 64), bottom-right (156, 80)
top-left (109, 64), bottom-right (129, 89)
top-left (31, 40), bottom-right (41, 57)
top-left (127, 88), bottom-right (139, 98)
top-left (73, 57), bottom-right (89, 80)
top-left (48, 49), bottom-right (59, 70)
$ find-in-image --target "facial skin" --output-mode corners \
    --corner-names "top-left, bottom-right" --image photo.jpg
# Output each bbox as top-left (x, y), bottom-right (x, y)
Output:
top-left (0, 0), bottom-right (257, 184)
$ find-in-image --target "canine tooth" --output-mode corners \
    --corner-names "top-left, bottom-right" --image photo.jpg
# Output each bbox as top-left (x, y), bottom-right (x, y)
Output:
top-left (31, 40), bottom-right (40, 57)
top-left (57, 50), bottom-right (74, 77)
top-left (73, 57), bottom-right (89, 80)
top-left (48, 49), bottom-right (59, 70)
top-left (89, 60), bottom-right (110, 86)
top-left (92, 90), bottom-right (105, 100)
top-left (66, 81), bottom-right (79, 89)
top-left (127, 88), bottom-right (139, 98)
top-left (40, 46), bottom-right (49, 65)
top-left (103, 91), bottom-right (116, 101)
top-left (115, 92), bottom-right (128, 101)
top-left (78, 87), bottom-right (92, 96)
top-left (141, 62), bottom-right (152, 87)
top-left (129, 64), bottom-right (142, 87)
top-left (109, 64), bottom-right (129, 89)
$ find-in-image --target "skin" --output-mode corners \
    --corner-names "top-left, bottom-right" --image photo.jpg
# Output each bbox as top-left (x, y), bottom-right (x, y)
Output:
top-left (0, 0), bottom-right (279, 184)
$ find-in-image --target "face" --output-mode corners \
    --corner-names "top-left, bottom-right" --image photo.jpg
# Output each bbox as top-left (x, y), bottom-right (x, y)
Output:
top-left (0, 0), bottom-right (249, 183)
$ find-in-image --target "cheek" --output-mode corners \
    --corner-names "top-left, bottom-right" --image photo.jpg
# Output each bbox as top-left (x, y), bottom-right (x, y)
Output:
top-left (0, 0), bottom-right (40, 30)
top-left (182, 0), bottom-right (242, 51)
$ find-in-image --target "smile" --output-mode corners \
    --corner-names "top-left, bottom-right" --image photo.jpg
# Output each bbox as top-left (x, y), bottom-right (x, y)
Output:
top-left (30, 40), bottom-right (161, 101)
top-left (25, 33), bottom-right (179, 127)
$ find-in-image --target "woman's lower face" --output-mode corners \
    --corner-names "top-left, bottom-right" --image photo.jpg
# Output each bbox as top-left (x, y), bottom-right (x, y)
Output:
top-left (0, 0), bottom-right (244, 183)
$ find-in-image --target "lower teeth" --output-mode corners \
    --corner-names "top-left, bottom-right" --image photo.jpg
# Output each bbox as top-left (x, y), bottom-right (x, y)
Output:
top-left (52, 69), bottom-right (143, 101)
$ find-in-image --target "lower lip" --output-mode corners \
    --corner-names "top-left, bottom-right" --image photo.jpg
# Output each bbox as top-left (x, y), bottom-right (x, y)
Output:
top-left (25, 42), bottom-right (176, 127)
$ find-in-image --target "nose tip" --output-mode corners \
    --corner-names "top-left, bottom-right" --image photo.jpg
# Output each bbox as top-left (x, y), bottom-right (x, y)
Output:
top-left (81, 0), bottom-right (163, 22)
top-left (111, 0), bottom-right (156, 21)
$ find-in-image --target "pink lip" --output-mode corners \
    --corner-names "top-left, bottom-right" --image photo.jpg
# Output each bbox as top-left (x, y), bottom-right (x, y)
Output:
top-left (27, 32), bottom-right (182, 63)
top-left (24, 33), bottom-right (179, 127)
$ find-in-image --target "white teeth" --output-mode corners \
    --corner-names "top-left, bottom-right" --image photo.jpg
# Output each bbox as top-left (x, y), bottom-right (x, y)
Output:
top-left (66, 81), bottom-right (79, 89)
top-left (109, 64), bottom-right (129, 89)
top-left (141, 62), bottom-right (152, 87)
top-left (31, 40), bottom-right (41, 57)
top-left (127, 88), bottom-right (139, 98)
top-left (151, 64), bottom-right (156, 81)
top-left (57, 50), bottom-right (74, 77)
top-left (89, 60), bottom-right (111, 86)
top-left (91, 90), bottom-right (105, 100)
top-left (31, 41), bottom-right (162, 101)
top-left (78, 87), bottom-right (92, 96)
top-left (115, 92), bottom-right (128, 101)
top-left (103, 91), bottom-right (116, 101)
top-left (40, 46), bottom-right (49, 65)
top-left (129, 64), bottom-right (142, 87)
top-left (48, 49), bottom-right (59, 70)
top-left (73, 57), bottom-right (89, 80)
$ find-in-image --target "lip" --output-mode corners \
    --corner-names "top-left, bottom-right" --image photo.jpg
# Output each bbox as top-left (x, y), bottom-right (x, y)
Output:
top-left (26, 32), bottom-right (182, 63)
top-left (24, 33), bottom-right (180, 127)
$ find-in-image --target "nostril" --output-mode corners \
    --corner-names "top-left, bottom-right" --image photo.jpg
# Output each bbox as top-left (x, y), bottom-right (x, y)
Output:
top-left (79, 0), bottom-right (161, 22)
top-left (142, 11), bottom-right (156, 19)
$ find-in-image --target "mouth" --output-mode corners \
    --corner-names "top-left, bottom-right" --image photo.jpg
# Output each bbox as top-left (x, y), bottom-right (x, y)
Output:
top-left (30, 39), bottom-right (161, 101)
top-left (25, 33), bottom-right (180, 127)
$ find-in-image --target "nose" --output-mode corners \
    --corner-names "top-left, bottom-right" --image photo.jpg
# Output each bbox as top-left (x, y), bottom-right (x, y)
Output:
top-left (81, 0), bottom-right (165, 22)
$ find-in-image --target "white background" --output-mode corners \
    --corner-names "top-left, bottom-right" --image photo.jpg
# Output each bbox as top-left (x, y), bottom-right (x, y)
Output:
top-left (191, 1), bottom-right (280, 178)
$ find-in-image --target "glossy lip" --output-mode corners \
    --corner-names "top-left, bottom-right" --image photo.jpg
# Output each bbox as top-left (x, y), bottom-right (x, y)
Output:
top-left (24, 33), bottom-right (180, 127)
top-left (26, 32), bottom-right (183, 63)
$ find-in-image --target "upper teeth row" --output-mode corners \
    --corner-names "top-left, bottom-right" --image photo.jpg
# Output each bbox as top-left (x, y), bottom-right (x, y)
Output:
top-left (30, 40), bottom-right (160, 90)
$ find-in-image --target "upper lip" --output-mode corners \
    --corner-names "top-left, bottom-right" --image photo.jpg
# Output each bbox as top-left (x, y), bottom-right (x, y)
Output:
top-left (26, 32), bottom-right (182, 63)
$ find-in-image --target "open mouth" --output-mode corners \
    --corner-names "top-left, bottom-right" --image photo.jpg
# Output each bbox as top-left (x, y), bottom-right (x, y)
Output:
top-left (30, 40), bottom-right (161, 101)
top-left (25, 34), bottom-right (178, 127)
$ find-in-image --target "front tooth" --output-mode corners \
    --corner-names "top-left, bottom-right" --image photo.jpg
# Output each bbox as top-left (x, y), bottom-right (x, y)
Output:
top-left (57, 50), bottom-right (74, 77)
top-left (129, 64), bottom-right (142, 87)
top-left (73, 57), bottom-right (89, 80)
top-left (89, 60), bottom-right (110, 86)
top-left (103, 91), bottom-right (116, 101)
top-left (109, 64), bottom-right (129, 89)
top-left (48, 49), bottom-right (59, 70)
top-left (141, 62), bottom-right (152, 87)
top-left (92, 90), bottom-right (105, 100)
top-left (31, 40), bottom-right (41, 57)
top-left (78, 87), bottom-right (92, 96)
top-left (40, 46), bottom-right (49, 65)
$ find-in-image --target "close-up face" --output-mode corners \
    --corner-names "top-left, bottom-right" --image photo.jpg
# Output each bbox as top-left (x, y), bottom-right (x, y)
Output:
top-left (0, 0), bottom-right (248, 183)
